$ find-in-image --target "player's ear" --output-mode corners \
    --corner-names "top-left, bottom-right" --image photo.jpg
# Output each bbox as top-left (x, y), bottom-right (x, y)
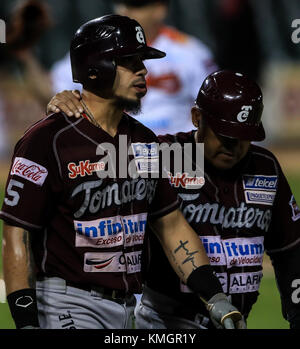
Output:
top-left (191, 106), bottom-right (203, 129)
top-left (88, 68), bottom-right (99, 80)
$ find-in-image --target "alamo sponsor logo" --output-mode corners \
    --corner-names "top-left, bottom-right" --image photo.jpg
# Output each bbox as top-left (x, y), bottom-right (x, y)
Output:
top-left (11, 157), bottom-right (48, 186)
top-left (68, 160), bottom-right (105, 179)
top-left (182, 201), bottom-right (272, 233)
top-left (244, 190), bottom-right (276, 206)
top-left (200, 235), bottom-right (264, 268)
top-left (229, 271), bottom-right (263, 293)
top-left (74, 213), bottom-right (147, 248)
top-left (84, 251), bottom-right (142, 273)
top-left (243, 175), bottom-right (278, 191)
top-left (168, 172), bottom-right (205, 189)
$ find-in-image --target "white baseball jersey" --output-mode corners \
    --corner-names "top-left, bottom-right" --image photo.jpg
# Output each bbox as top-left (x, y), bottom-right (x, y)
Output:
top-left (50, 25), bottom-right (217, 135)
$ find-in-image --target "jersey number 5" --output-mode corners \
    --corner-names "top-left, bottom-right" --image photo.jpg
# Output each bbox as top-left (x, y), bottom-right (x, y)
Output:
top-left (4, 179), bottom-right (24, 206)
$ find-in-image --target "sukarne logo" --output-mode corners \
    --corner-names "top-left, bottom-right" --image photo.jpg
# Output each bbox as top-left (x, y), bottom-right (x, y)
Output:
top-left (68, 160), bottom-right (105, 179)
top-left (168, 172), bottom-right (205, 189)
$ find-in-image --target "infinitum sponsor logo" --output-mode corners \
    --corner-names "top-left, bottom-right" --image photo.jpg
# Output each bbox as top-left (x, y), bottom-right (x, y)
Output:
top-left (199, 235), bottom-right (264, 268)
top-left (74, 213), bottom-right (147, 248)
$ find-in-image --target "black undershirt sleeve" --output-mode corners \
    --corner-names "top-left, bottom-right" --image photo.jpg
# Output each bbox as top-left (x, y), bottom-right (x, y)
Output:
top-left (269, 243), bottom-right (300, 329)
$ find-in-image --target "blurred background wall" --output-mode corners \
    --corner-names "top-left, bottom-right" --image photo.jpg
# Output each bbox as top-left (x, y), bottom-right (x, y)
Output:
top-left (0, 0), bottom-right (300, 155)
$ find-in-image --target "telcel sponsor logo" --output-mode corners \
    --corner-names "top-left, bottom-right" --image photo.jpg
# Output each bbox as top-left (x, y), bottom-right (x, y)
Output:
top-left (243, 175), bottom-right (278, 191)
top-left (131, 143), bottom-right (159, 175)
top-left (131, 143), bottom-right (158, 158)
top-left (200, 235), bottom-right (264, 268)
top-left (68, 160), bottom-right (105, 179)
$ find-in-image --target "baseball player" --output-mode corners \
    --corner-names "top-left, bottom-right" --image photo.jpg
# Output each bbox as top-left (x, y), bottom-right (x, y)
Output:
top-left (134, 70), bottom-right (300, 329)
top-left (50, 0), bottom-right (217, 135)
top-left (1, 16), bottom-right (243, 330)
top-left (47, 70), bottom-right (300, 329)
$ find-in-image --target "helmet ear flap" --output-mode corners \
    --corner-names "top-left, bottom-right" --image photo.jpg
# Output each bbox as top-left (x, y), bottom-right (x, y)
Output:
top-left (82, 58), bottom-right (116, 96)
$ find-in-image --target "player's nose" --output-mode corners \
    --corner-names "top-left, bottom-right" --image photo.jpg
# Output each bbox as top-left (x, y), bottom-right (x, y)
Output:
top-left (136, 57), bottom-right (148, 76)
top-left (220, 136), bottom-right (240, 151)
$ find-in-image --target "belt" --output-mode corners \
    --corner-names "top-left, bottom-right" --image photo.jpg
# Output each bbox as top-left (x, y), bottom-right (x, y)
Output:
top-left (66, 281), bottom-right (132, 300)
top-left (36, 276), bottom-right (133, 301)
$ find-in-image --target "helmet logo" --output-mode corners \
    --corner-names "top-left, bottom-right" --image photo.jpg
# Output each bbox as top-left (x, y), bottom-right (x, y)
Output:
top-left (136, 26), bottom-right (145, 44)
top-left (237, 105), bottom-right (252, 122)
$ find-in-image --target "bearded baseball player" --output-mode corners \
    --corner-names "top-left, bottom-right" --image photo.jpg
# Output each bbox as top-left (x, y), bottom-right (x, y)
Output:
top-left (1, 16), bottom-right (244, 329)
top-left (47, 69), bottom-right (300, 329)
top-left (134, 70), bottom-right (300, 329)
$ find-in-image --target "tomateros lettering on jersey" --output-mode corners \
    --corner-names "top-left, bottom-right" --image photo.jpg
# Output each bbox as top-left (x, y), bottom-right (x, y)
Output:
top-left (182, 201), bottom-right (272, 232)
top-left (200, 235), bottom-right (264, 268)
top-left (68, 160), bottom-right (105, 179)
top-left (84, 251), bottom-right (142, 273)
top-left (71, 179), bottom-right (157, 218)
top-left (74, 213), bottom-right (147, 248)
top-left (10, 157), bottom-right (48, 186)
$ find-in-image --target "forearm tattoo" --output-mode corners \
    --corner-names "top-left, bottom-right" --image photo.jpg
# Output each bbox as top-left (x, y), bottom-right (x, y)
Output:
top-left (174, 240), bottom-right (199, 271)
top-left (22, 230), bottom-right (36, 288)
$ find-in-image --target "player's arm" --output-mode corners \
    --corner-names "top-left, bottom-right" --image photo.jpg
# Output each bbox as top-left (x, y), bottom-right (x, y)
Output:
top-left (150, 208), bottom-right (246, 329)
top-left (2, 223), bottom-right (40, 329)
top-left (46, 90), bottom-right (83, 117)
top-left (270, 244), bottom-right (300, 329)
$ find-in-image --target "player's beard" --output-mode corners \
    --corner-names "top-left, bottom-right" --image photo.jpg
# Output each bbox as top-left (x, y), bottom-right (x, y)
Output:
top-left (113, 95), bottom-right (142, 115)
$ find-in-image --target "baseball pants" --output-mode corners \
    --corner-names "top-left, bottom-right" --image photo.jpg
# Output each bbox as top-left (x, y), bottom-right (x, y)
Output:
top-left (135, 286), bottom-right (209, 329)
top-left (36, 277), bottom-right (136, 329)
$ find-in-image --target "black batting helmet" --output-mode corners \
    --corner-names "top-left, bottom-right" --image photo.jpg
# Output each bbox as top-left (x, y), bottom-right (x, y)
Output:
top-left (70, 14), bottom-right (165, 96)
top-left (196, 70), bottom-right (265, 141)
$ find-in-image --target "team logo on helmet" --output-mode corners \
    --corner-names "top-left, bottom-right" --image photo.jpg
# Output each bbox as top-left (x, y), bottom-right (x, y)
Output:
top-left (237, 105), bottom-right (253, 123)
top-left (135, 26), bottom-right (145, 44)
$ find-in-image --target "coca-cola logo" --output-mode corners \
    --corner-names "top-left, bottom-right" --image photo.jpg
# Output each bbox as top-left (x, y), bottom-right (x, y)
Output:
top-left (11, 157), bottom-right (48, 186)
